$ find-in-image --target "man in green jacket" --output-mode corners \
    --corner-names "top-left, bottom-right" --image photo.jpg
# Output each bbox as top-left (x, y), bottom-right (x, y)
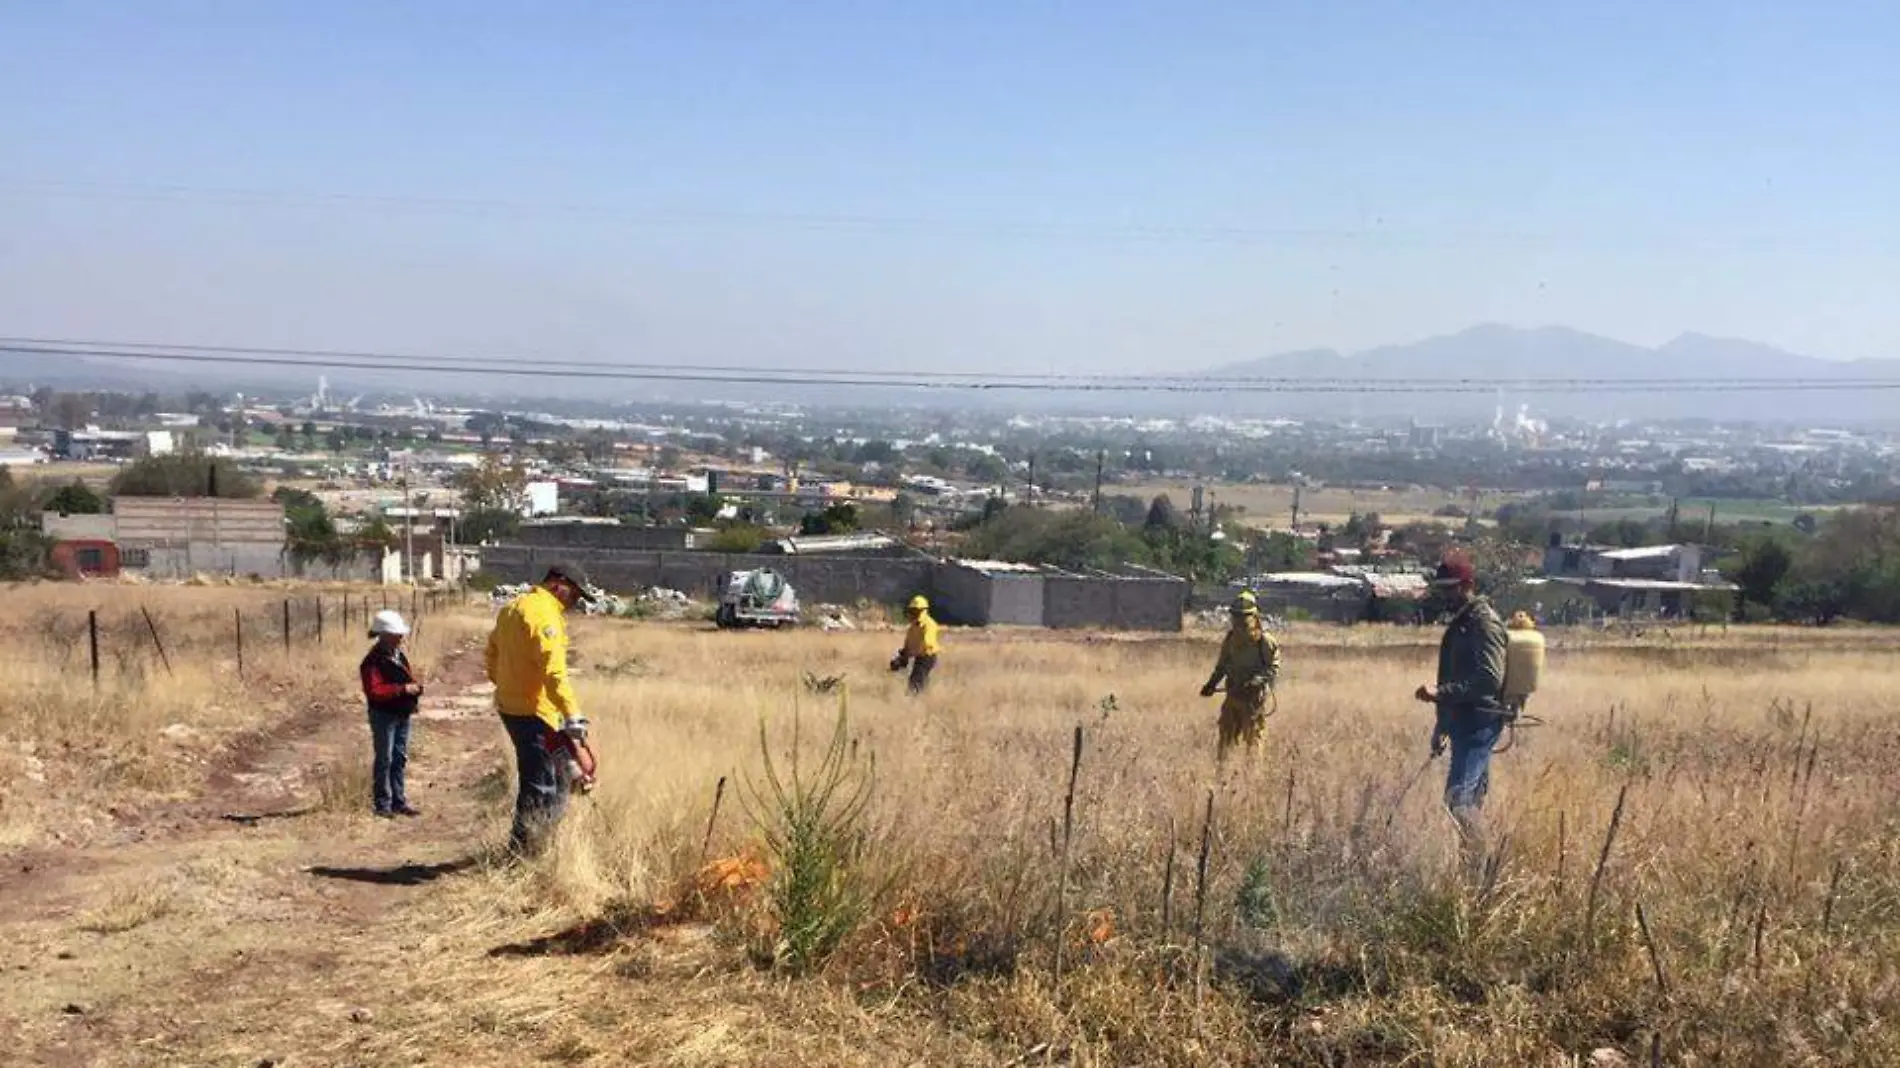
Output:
top-left (1413, 555), bottom-right (1509, 852)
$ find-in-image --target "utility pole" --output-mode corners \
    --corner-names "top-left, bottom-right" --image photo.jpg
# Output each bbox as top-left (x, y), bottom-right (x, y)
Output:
top-left (402, 451), bottom-right (415, 587)
top-left (1291, 484), bottom-right (1302, 530)
top-left (1091, 450), bottom-right (1104, 515)
top-left (1705, 502), bottom-right (1717, 543)
top-left (1026, 453), bottom-right (1036, 507)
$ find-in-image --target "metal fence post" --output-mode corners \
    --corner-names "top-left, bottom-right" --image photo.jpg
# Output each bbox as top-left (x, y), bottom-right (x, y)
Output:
top-left (88, 610), bottom-right (100, 690)
top-left (282, 599), bottom-right (291, 653)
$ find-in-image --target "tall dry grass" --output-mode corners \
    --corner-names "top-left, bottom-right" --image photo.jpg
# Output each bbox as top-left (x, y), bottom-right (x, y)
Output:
top-left (0, 582), bottom-right (486, 847)
top-left (506, 619), bottom-right (1900, 1064)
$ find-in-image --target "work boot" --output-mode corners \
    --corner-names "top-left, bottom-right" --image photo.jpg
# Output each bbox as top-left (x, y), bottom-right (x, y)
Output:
top-left (394, 804), bottom-right (422, 818)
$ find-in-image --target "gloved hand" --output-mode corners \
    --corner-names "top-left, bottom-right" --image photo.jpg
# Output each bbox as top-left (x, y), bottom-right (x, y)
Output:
top-left (562, 716), bottom-right (590, 741)
top-left (889, 654), bottom-right (908, 672)
top-left (1430, 730), bottom-right (1446, 759)
top-left (1199, 682), bottom-right (1218, 698)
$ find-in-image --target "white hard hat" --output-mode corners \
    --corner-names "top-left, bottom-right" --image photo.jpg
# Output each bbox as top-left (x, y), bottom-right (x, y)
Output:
top-left (369, 609), bottom-right (410, 637)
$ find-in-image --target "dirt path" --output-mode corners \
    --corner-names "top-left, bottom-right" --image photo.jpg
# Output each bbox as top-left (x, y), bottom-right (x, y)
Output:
top-left (0, 639), bottom-right (516, 1067)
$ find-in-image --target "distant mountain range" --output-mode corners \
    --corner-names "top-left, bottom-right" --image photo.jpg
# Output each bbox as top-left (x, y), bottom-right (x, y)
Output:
top-left (1201, 325), bottom-right (1900, 425)
top-left (4, 324), bottom-right (1896, 425)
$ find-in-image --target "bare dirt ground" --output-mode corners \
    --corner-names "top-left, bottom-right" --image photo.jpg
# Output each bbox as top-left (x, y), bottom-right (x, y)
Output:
top-left (0, 630), bottom-right (984, 1068)
top-left (0, 641), bottom-right (508, 1067)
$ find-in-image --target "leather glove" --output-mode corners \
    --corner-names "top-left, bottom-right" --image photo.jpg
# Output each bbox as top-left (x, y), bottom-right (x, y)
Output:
top-left (562, 716), bottom-right (590, 741)
top-left (1199, 683), bottom-right (1218, 698)
top-left (889, 654), bottom-right (908, 672)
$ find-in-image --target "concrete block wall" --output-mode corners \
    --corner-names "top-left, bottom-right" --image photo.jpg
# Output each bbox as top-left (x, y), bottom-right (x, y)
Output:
top-left (928, 561), bottom-right (994, 625)
top-left (480, 545), bottom-right (933, 607)
top-left (1043, 573), bottom-right (1188, 631)
top-left (480, 546), bottom-right (1188, 630)
top-left (515, 525), bottom-right (693, 551)
top-left (990, 574), bottom-right (1047, 627)
top-left (145, 545), bottom-right (288, 580)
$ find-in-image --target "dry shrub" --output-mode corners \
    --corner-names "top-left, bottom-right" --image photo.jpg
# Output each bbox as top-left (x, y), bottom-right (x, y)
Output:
top-left (77, 878), bottom-right (178, 934)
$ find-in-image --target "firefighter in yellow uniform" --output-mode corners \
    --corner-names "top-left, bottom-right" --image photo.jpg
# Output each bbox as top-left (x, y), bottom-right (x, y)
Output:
top-left (486, 562), bottom-right (594, 855)
top-left (889, 594), bottom-right (941, 695)
top-left (1200, 591), bottom-right (1282, 760)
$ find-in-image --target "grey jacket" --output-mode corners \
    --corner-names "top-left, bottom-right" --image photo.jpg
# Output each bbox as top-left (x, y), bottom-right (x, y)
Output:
top-left (1436, 596), bottom-right (1508, 722)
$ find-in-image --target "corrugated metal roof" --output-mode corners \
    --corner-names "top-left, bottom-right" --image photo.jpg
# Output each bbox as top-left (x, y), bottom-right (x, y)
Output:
top-left (1258, 572), bottom-right (1362, 590)
top-left (1587, 578), bottom-right (1733, 591)
top-left (1597, 545), bottom-right (1686, 561)
top-left (955, 559), bottom-right (1045, 574)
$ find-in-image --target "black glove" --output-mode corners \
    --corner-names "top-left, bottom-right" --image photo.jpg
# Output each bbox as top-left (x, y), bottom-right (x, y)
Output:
top-left (1430, 731), bottom-right (1447, 758)
top-left (1199, 682), bottom-right (1218, 698)
top-left (889, 654), bottom-right (908, 672)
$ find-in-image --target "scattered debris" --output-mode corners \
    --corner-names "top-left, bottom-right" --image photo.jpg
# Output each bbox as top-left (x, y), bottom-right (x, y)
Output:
top-left (348, 1007), bottom-right (374, 1024)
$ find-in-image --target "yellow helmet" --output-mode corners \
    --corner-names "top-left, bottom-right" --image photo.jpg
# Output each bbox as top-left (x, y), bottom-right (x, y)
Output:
top-left (1230, 591), bottom-right (1259, 615)
top-left (907, 595), bottom-right (930, 612)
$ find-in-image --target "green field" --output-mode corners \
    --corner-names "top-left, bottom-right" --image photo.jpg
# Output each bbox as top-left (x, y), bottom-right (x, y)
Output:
top-left (1567, 497), bottom-right (1835, 526)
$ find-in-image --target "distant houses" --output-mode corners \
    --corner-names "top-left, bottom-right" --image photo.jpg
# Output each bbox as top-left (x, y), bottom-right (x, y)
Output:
top-left (1538, 540), bottom-right (1735, 618)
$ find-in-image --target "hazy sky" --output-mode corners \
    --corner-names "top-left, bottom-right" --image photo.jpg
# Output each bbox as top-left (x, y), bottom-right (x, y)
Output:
top-left (2, 2), bottom-right (1896, 376)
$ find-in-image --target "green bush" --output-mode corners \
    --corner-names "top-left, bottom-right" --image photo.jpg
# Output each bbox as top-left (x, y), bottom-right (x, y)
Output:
top-left (741, 700), bottom-right (877, 974)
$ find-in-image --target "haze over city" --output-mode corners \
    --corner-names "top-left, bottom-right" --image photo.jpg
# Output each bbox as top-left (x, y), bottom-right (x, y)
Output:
top-left (3, 2), bottom-right (1897, 381)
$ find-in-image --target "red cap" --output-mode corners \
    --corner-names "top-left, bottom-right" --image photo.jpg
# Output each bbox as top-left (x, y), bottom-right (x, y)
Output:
top-left (1432, 555), bottom-right (1477, 587)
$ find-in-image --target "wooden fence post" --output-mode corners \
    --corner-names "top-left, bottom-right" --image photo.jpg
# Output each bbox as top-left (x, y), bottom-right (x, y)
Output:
top-left (140, 606), bottom-right (174, 677)
top-left (282, 599), bottom-right (291, 653)
top-left (315, 597), bottom-right (324, 645)
top-left (88, 610), bottom-right (100, 690)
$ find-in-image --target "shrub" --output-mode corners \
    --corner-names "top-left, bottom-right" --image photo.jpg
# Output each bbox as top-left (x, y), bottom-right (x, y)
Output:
top-left (740, 699), bottom-right (877, 974)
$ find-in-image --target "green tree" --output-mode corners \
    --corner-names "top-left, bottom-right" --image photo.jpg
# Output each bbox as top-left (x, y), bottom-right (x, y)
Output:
top-left (853, 440), bottom-right (900, 467)
top-left (965, 452), bottom-right (1009, 485)
top-left (0, 468), bottom-right (50, 578)
top-left (705, 523), bottom-right (771, 553)
top-left (1144, 494), bottom-right (1180, 532)
top-left (799, 502), bottom-right (861, 536)
top-left (355, 513), bottom-right (401, 551)
top-left (685, 494), bottom-right (724, 525)
top-left (458, 508), bottom-right (519, 544)
top-left (1729, 538), bottom-right (1794, 612)
top-left (43, 480), bottom-right (105, 515)
top-left (111, 454), bottom-right (261, 498)
top-left (452, 452), bottom-right (529, 515)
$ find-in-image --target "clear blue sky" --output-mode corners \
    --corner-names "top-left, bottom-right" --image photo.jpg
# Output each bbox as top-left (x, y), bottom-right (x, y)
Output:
top-left (2, 1), bottom-right (1896, 375)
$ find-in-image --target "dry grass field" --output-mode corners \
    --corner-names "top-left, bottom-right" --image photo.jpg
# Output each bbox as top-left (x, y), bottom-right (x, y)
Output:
top-left (4, 587), bottom-right (1900, 1066)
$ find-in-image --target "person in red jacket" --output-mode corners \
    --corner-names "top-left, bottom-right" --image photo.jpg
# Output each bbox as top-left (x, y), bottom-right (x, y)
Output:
top-left (361, 610), bottom-right (425, 818)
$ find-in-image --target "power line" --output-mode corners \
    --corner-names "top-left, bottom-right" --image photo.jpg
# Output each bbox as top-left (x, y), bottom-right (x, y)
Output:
top-left (5, 338), bottom-right (1900, 394)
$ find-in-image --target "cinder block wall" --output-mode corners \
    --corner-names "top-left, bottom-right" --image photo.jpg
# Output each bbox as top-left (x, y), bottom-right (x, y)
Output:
top-left (480, 546), bottom-right (932, 606)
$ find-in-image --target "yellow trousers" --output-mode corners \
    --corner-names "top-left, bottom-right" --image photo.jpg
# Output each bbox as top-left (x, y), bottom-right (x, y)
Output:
top-left (1217, 686), bottom-right (1270, 760)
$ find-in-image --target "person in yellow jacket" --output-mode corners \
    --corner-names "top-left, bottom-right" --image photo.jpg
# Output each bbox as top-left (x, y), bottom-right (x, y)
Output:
top-left (1200, 591), bottom-right (1282, 760)
top-left (486, 562), bottom-right (595, 855)
top-left (888, 594), bottom-right (941, 695)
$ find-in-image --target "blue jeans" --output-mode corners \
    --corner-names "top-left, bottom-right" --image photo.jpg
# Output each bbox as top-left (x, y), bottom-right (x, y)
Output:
top-left (368, 708), bottom-right (412, 814)
top-left (502, 714), bottom-right (566, 855)
top-left (1441, 710), bottom-right (1504, 830)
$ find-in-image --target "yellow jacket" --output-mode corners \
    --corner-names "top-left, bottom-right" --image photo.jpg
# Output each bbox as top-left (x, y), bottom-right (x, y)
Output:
top-left (902, 612), bottom-right (941, 659)
top-left (485, 585), bottom-right (581, 731)
top-left (1207, 619), bottom-right (1281, 692)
